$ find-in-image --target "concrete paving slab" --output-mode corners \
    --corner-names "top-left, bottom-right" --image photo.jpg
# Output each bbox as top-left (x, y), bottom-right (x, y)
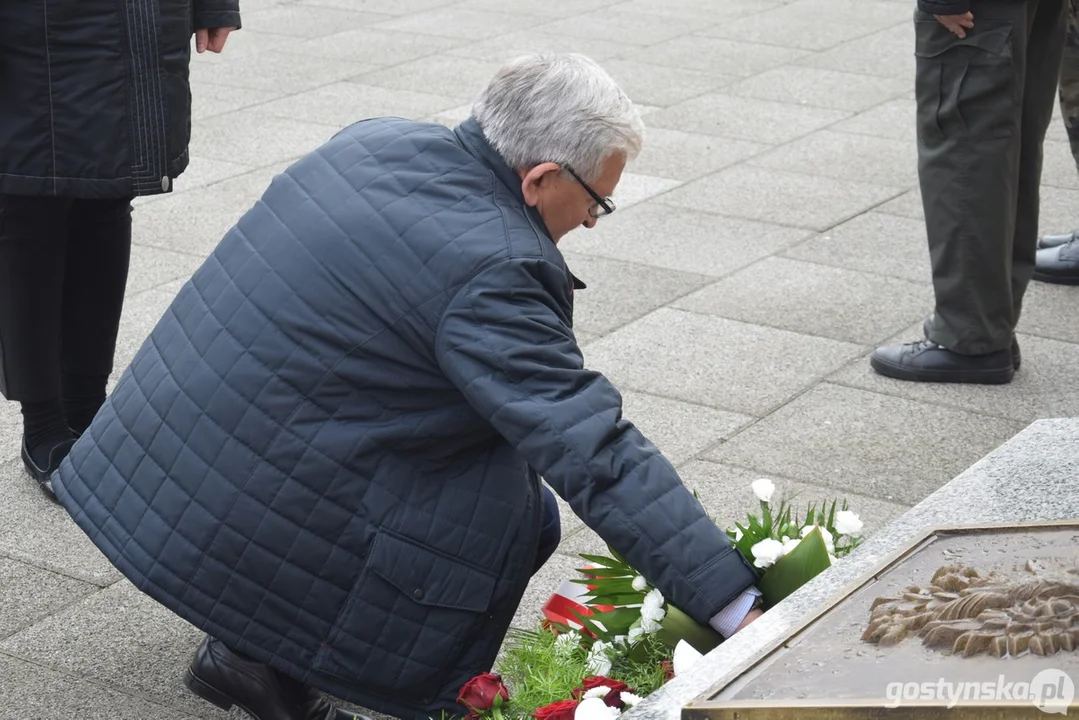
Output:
top-left (252, 83), bottom-right (461, 128)
top-left (453, 0), bottom-right (620, 16)
top-left (188, 110), bottom-right (337, 167)
top-left (0, 557), bottom-right (96, 640)
top-left (559, 203), bottom-right (812, 278)
top-left (126, 245), bottom-right (203, 295)
top-left (1038, 185), bottom-right (1079, 238)
top-left (629, 128), bottom-right (767, 181)
top-left (647, 93), bottom-right (849, 144)
top-left (832, 323), bottom-right (1079, 423)
top-left (746, 130), bottom-right (918, 187)
top-left (190, 51), bottom-right (378, 95)
top-left (444, 30), bottom-right (635, 63)
top-left (537, 9), bottom-right (709, 47)
top-left (0, 581), bottom-right (230, 719)
top-left (723, 67), bottom-right (909, 113)
top-left (0, 459), bottom-right (121, 587)
top-left (702, 6), bottom-right (902, 52)
top-left (803, 23), bottom-right (916, 79)
top-left (633, 36), bottom-right (809, 77)
top-left (616, 0), bottom-right (784, 22)
top-left (874, 187), bottom-right (924, 219)
top-left (611, 172), bottom-right (684, 209)
top-left (781, 211), bottom-right (931, 283)
top-left (299, 0), bottom-right (456, 13)
top-left (370, 6), bottom-right (534, 40)
top-left (706, 383), bottom-right (1025, 505)
top-left (172, 157), bottom-right (257, 194)
top-left (584, 308), bottom-right (864, 416)
top-left (241, 5), bottom-right (392, 37)
top-left (562, 252), bottom-right (714, 336)
top-left (352, 54), bottom-right (505, 102)
top-left (672, 256), bottom-right (933, 344)
top-left (657, 165), bottom-right (902, 231)
top-left (618, 390), bottom-right (755, 467)
top-left (1042, 140), bottom-right (1079, 190)
top-left (831, 97), bottom-right (917, 143)
top-left (0, 652), bottom-right (211, 720)
top-left (1017, 281), bottom-right (1079, 345)
top-left (601, 59), bottom-right (736, 108)
top-left (290, 28), bottom-right (465, 65)
top-left (190, 82), bottom-right (286, 122)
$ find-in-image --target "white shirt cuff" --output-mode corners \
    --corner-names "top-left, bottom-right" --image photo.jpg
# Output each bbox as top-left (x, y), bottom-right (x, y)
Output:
top-left (707, 587), bottom-right (762, 638)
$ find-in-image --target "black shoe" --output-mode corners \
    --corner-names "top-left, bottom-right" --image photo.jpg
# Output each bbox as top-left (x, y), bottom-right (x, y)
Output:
top-left (1032, 237), bottom-right (1079, 285)
top-left (921, 314), bottom-right (1020, 371)
top-left (1038, 230), bottom-right (1078, 250)
top-left (21, 436), bottom-right (76, 502)
top-left (185, 636), bottom-right (368, 720)
top-left (870, 339), bottom-right (1014, 384)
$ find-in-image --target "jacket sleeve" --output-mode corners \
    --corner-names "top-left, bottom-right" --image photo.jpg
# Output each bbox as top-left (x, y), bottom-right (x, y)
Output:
top-left (193, 0), bottom-right (241, 30)
top-left (434, 257), bottom-right (758, 625)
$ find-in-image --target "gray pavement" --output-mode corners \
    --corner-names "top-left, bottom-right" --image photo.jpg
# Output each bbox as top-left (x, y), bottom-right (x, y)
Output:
top-left (2, 0), bottom-right (1078, 717)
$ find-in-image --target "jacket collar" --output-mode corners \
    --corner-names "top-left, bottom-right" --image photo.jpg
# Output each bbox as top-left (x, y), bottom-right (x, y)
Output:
top-left (453, 117), bottom-right (586, 291)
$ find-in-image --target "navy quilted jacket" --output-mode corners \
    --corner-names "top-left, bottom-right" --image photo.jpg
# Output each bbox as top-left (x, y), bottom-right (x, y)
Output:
top-left (54, 117), bottom-right (757, 718)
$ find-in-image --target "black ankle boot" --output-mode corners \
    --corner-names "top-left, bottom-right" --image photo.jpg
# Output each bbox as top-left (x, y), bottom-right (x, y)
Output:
top-left (21, 435), bottom-right (76, 502)
top-left (184, 635), bottom-right (368, 720)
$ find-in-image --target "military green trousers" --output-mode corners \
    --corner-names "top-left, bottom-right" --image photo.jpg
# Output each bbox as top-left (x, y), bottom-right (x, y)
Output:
top-left (916, 0), bottom-right (1066, 355)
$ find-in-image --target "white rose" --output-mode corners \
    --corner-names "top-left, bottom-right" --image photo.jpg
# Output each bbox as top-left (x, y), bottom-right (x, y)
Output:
top-left (584, 642), bottom-right (612, 676)
top-left (575, 697), bottom-right (620, 720)
top-left (751, 478), bottom-right (776, 503)
top-left (834, 510), bottom-right (864, 537)
top-left (620, 692), bottom-right (643, 708)
top-left (672, 639), bottom-right (704, 677)
top-left (750, 538), bottom-right (784, 569)
top-left (781, 536), bottom-right (801, 555)
top-left (640, 615), bottom-right (661, 633)
top-left (800, 524), bottom-right (835, 554)
top-left (732, 527), bottom-right (743, 542)
top-left (583, 687), bottom-right (610, 700)
top-left (627, 626), bottom-right (644, 642)
top-left (631, 575), bottom-right (648, 592)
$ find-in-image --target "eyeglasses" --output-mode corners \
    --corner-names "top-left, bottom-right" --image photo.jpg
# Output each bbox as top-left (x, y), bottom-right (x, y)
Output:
top-left (563, 165), bottom-right (616, 219)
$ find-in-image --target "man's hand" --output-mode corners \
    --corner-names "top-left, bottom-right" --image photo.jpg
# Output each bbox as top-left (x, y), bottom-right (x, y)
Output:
top-left (734, 607), bottom-right (763, 633)
top-left (934, 12), bottom-right (974, 38)
top-left (195, 27), bottom-right (235, 54)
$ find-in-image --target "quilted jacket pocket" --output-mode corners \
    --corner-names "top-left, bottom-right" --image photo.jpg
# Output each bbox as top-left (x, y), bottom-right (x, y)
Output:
top-left (313, 529), bottom-right (498, 698)
top-left (914, 18), bottom-right (1017, 140)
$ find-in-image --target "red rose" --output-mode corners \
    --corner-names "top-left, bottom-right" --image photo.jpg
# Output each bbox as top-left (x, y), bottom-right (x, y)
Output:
top-left (661, 659), bottom-right (675, 681)
top-left (573, 675), bottom-right (633, 709)
top-left (457, 672), bottom-right (509, 714)
top-left (532, 699), bottom-right (579, 720)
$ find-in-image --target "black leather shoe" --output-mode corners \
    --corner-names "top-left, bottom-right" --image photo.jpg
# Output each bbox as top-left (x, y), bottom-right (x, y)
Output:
top-left (870, 339), bottom-right (1014, 384)
top-left (921, 314), bottom-right (1019, 371)
top-left (1032, 237), bottom-right (1079, 285)
top-left (1038, 230), bottom-right (1077, 249)
top-left (185, 636), bottom-right (369, 720)
top-left (21, 436), bottom-right (76, 502)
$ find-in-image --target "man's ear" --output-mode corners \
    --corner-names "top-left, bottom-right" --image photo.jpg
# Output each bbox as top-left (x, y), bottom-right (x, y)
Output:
top-left (519, 163), bottom-right (562, 207)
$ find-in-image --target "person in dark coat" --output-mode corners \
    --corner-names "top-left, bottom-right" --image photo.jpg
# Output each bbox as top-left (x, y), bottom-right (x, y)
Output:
top-left (0, 0), bottom-right (240, 499)
top-left (53, 54), bottom-right (763, 720)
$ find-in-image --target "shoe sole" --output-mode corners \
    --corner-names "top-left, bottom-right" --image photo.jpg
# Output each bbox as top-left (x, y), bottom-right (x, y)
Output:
top-left (184, 669), bottom-right (262, 720)
top-left (1032, 270), bottom-right (1079, 285)
top-left (869, 355), bottom-right (1014, 384)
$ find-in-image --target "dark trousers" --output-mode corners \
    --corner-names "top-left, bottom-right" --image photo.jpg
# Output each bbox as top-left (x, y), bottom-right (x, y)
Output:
top-left (916, 0), bottom-right (1067, 355)
top-left (532, 486), bottom-right (561, 576)
top-left (0, 195), bottom-right (132, 403)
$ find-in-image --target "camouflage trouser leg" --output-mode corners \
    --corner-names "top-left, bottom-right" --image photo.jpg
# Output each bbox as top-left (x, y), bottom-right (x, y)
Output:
top-left (1062, 0), bottom-right (1079, 171)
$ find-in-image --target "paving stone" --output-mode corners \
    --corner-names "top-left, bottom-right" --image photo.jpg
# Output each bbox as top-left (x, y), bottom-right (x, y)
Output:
top-left (1041, 140), bottom-right (1079, 190)
top-left (601, 59), bottom-right (735, 108)
top-left (584, 308), bottom-right (863, 416)
top-left (370, 7), bottom-right (534, 40)
top-left (647, 93), bottom-right (849, 144)
top-left (0, 459), bottom-right (121, 587)
top-left (782, 212), bottom-right (932, 283)
top-left (804, 21), bottom-right (916, 80)
top-left (746, 130), bottom-right (919, 188)
top-left (559, 203), bottom-right (810, 277)
top-left (425, 103), bottom-right (474, 129)
top-left (0, 558), bottom-right (96, 640)
top-left (189, 82), bottom-right (284, 122)
top-left (189, 29), bottom-right (293, 60)
top-left (616, 0), bottom-right (784, 21)
top-left (657, 166), bottom-right (902, 231)
top-left (832, 323), bottom-right (1079, 424)
top-left (191, 109), bottom-right (335, 173)
top-left (444, 31), bottom-right (635, 63)
top-left (673, 257), bottom-right (933, 344)
top-left (617, 391), bottom-right (754, 466)
top-left (172, 156), bottom-right (255, 193)
top-left (537, 9), bottom-right (708, 46)
top-left (1038, 185), bottom-right (1079, 239)
top-left (352, 55), bottom-right (505, 102)
top-left (611, 172), bottom-right (683, 210)
top-left (252, 83), bottom-right (461, 128)
top-left (0, 405), bottom-right (19, 467)
top-left (706, 383), bottom-right (1025, 505)
top-left (0, 581), bottom-right (229, 719)
top-left (831, 97), bottom-right (917, 143)
top-left (875, 187), bottom-right (924, 220)
top-left (1018, 281), bottom-right (1079, 345)
top-left (125, 245), bottom-right (202, 294)
top-left (634, 35), bottom-right (809, 77)
top-left (0, 653), bottom-right (211, 720)
top-left (189, 50), bottom-right (377, 95)
top-left (724, 67), bottom-right (909, 113)
top-left (241, 5), bottom-right (392, 37)
top-left (562, 251), bottom-right (714, 336)
top-left (299, 0), bottom-right (457, 12)
top-left (701, 1), bottom-right (905, 52)
top-left (290, 28), bottom-right (464, 66)
top-left (677, 460), bottom-right (912, 540)
top-left (630, 128), bottom-right (767, 181)
top-left (454, 0), bottom-right (622, 15)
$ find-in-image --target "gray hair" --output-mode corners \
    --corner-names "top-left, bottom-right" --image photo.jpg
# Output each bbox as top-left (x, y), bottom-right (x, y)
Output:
top-left (472, 53), bottom-right (645, 183)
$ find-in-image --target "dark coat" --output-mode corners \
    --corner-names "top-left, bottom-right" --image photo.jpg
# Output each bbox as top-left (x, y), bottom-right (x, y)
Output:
top-left (0, 0), bottom-right (240, 199)
top-left (54, 117), bottom-right (758, 719)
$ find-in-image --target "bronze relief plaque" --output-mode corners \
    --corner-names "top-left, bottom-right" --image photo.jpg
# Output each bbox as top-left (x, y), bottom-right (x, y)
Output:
top-left (684, 523), bottom-right (1079, 719)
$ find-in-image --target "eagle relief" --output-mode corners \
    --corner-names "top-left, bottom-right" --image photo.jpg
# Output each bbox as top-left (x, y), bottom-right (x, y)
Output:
top-left (863, 560), bottom-right (1079, 658)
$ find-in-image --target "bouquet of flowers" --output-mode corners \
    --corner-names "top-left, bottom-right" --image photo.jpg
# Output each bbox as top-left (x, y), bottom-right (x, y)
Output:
top-left (449, 478), bottom-right (865, 719)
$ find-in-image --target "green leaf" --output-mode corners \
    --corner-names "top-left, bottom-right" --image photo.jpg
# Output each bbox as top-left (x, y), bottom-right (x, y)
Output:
top-left (578, 553), bottom-right (630, 571)
top-left (656, 604), bottom-right (723, 654)
top-left (827, 499), bottom-right (838, 530)
top-left (758, 526), bottom-right (833, 607)
top-left (570, 577), bottom-right (637, 595)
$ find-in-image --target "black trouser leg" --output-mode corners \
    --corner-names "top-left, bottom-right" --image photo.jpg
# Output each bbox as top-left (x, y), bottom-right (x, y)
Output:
top-left (60, 198), bottom-right (133, 433)
top-left (917, 0), bottom-right (1066, 355)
